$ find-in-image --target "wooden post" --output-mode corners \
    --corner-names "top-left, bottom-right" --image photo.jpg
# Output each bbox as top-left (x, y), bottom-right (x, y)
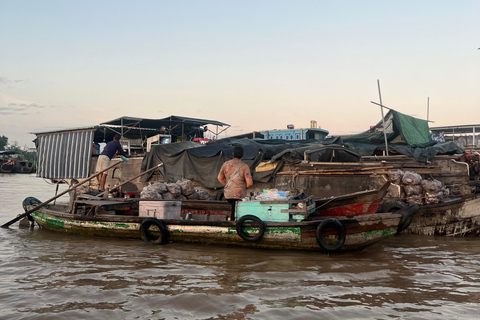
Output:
top-left (377, 79), bottom-right (389, 156)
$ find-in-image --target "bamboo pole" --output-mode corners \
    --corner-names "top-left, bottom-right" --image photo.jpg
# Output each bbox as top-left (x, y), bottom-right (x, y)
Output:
top-left (96, 163), bottom-right (163, 197)
top-left (377, 79), bottom-right (389, 156)
top-left (1, 161), bottom-right (123, 228)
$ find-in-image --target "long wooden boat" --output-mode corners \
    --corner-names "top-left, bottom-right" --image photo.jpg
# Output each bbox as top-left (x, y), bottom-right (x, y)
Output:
top-left (402, 195), bottom-right (480, 236)
top-left (27, 196), bottom-right (417, 253)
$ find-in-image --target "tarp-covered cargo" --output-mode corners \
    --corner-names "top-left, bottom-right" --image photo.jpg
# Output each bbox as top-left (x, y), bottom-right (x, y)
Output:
top-left (342, 110), bottom-right (464, 162)
top-left (140, 139), bottom-right (361, 188)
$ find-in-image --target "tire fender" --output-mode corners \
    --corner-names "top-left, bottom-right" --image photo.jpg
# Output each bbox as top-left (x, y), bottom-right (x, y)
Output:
top-left (236, 215), bottom-right (266, 242)
top-left (316, 218), bottom-right (346, 252)
top-left (140, 218), bottom-right (169, 245)
top-left (379, 200), bottom-right (408, 213)
top-left (395, 204), bottom-right (419, 233)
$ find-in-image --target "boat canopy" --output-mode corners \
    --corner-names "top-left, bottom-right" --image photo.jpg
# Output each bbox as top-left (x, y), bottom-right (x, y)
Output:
top-left (31, 116), bottom-right (230, 179)
top-left (100, 115), bottom-right (230, 142)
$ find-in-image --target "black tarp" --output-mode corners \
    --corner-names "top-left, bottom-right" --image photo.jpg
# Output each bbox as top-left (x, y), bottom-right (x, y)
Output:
top-left (140, 139), bottom-right (361, 187)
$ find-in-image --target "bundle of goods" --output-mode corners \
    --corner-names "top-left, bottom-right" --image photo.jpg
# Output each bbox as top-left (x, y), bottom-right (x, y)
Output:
top-left (253, 189), bottom-right (290, 200)
top-left (421, 179), bottom-right (449, 204)
top-left (389, 170), bottom-right (449, 205)
top-left (401, 171), bottom-right (424, 205)
top-left (140, 179), bottom-right (211, 200)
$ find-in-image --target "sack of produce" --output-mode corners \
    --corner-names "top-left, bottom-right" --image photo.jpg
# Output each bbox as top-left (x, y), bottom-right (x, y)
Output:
top-left (402, 171), bottom-right (423, 185)
top-left (148, 182), bottom-right (168, 194)
top-left (176, 179), bottom-right (195, 196)
top-left (166, 183), bottom-right (182, 196)
top-left (389, 170), bottom-right (404, 185)
top-left (406, 194), bottom-right (424, 205)
top-left (162, 192), bottom-right (176, 200)
top-left (403, 184), bottom-right (423, 196)
top-left (186, 191), bottom-right (200, 200)
top-left (140, 190), bottom-right (163, 200)
top-left (421, 179), bottom-right (443, 192)
top-left (196, 190), bottom-right (211, 200)
top-left (425, 191), bottom-right (442, 204)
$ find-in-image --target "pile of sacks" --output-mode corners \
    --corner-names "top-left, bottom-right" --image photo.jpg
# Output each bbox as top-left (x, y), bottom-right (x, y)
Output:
top-left (389, 170), bottom-right (449, 205)
top-left (140, 179), bottom-right (211, 200)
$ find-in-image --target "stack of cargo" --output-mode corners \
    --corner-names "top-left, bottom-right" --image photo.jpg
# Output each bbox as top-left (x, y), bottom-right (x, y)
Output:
top-left (389, 170), bottom-right (449, 205)
top-left (402, 171), bottom-right (424, 205)
top-left (140, 179), bottom-right (211, 200)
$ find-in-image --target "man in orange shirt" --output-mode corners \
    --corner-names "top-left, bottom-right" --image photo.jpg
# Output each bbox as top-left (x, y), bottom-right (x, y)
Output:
top-left (217, 146), bottom-right (253, 221)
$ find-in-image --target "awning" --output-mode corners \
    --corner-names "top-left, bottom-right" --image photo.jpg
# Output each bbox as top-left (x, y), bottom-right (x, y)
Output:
top-left (35, 129), bottom-right (95, 179)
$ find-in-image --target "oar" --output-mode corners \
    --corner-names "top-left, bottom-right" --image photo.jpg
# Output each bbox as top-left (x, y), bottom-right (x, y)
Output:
top-left (1, 161), bottom-right (123, 228)
top-left (96, 162), bottom-right (163, 197)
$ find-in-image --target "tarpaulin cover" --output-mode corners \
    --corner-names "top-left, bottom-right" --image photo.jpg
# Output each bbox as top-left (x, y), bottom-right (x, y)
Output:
top-left (343, 110), bottom-right (433, 147)
top-left (140, 139), bottom-right (360, 187)
top-left (383, 142), bottom-right (463, 163)
top-left (340, 109), bottom-right (463, 162)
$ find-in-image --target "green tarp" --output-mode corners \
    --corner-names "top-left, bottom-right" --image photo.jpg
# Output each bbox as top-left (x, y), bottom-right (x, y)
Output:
top-left (393, 111), bottom-right (432, 147)
top-left (343, 110), bottom-right (433, 147)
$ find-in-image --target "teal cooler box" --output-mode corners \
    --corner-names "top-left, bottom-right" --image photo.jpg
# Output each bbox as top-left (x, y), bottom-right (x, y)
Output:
top-left (236, 197), bottom-right (314, 222)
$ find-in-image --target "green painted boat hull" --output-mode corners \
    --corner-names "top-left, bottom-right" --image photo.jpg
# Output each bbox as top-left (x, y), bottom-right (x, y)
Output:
top-left (31, 207), bottom-right (401, 252)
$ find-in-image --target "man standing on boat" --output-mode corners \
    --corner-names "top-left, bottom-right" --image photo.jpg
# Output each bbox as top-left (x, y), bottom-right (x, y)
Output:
top-left (217, 146), bottom-right (253, 221)
top-left (96, 134), bottom-right (128, 191)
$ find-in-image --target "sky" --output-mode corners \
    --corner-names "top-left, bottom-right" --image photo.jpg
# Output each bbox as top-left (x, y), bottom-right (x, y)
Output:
top-left (1, 1), bottom-right (479, 147)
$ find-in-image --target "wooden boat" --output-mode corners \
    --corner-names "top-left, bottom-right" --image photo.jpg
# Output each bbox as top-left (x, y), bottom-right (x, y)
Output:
top-left (26, 195), bottom-right (418, 253)
top-left (0, 151), bottom-right (35, 173)
top-left (402, 195), bottom-right (480, 236)
top-left (311, 181), bottom-right (391, 217)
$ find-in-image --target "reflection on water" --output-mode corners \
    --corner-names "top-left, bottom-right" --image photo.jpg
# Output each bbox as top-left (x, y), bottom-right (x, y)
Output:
top-left (1, 174), bottom-right (480, 319)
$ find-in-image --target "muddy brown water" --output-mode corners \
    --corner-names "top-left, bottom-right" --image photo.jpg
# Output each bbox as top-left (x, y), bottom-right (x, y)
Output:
top-left (1, 173), bottom-right (480, 320)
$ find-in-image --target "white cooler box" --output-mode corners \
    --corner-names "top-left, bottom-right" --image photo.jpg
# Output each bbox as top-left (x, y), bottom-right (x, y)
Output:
top-left (139, 200), bottom-right (182, 219)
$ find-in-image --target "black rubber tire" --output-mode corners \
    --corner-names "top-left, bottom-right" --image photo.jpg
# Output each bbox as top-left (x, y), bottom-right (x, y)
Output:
top-left (140, 218), bottom-right (169, 245)
top-left (395, 204), bottom-right (419, 233)
top-left (316, 218), bottom-right (346, 252)
top-left (236, 215), bottom-right (266, 242)
top-left (399, 214), bottom-right (413, 233)
top-left (379, 200), bottom-right (408, 213)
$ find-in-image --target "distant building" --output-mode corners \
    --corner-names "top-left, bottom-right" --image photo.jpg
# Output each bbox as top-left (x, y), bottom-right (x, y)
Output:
top-left (260, 127), bottom-right (329, 141)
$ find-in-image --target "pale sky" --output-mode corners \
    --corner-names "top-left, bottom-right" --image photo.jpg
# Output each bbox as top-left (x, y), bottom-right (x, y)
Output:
top-left (1, 1), bottom-right (479, 147)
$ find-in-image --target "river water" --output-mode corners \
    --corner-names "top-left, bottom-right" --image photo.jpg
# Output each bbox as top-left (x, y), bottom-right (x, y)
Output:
top-left (1, 173), bottom-right (480, 320)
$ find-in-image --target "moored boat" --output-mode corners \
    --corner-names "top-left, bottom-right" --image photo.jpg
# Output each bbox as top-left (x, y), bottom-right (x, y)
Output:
top-left (312, 181), bottom-right (391, 217)
top-left (0, 150), bottom-right (35, 173)
top-left (402, 195), bottom-right (480, 236)
top-left (25, 195), bottom-right (417, 253)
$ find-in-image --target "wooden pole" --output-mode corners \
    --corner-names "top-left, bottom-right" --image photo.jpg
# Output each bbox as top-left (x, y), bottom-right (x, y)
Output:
top-left (377, 79), bottom-right (389, 156)
top-left (96, 163), bottom-right (163, 197)
top-left (1, 161), bottom-right (122, 228)
top-left (427, 97), bottom-right (430, 122)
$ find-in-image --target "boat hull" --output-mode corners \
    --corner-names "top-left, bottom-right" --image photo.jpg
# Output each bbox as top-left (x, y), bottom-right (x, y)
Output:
top-left (31, 207), bottom-right (402, 252)
top-left (404, 195), bottom-right (480, 236)
top-left (310, 182), bottom-right (391, 217)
